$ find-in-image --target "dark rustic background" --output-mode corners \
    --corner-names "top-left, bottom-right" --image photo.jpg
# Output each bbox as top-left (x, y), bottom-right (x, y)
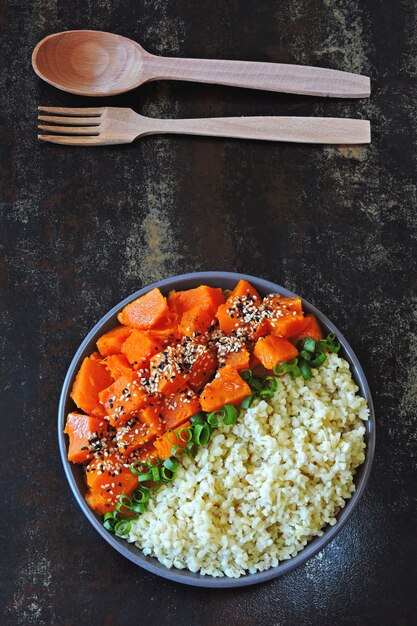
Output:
top-left (1, 0), bottom-right (416, 624)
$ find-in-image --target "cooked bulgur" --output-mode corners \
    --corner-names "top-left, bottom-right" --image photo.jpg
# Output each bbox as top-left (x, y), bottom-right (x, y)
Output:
top-left (128, 353), bottom-right (368, 577)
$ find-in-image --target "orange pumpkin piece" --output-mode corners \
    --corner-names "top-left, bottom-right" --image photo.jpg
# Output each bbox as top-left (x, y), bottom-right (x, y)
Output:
top-left (254, 335), bottom-right (298, 370)
top-left (187, 344), bottom-right (217, 391)
top-left (96, 325), bottom-right (132, 357)
top-left (64, 412), bottom-right (107, 464)
top-left (70, 357), bottom-right (114, 417)
top-left (216, 302), bottom-right (268, 340)
top-left (224, 347), bottom-right (250, 371)
top-left (264, 295), bottom-right (306, 339)
top-left (160, 386), bottom-right (201, 430)
top-left (139, 404), bottom-right (164, 435)
top-left (149, 347), bottom-right (189, 395)
top-left (116, 419), bottom-right (158, 456)
top-left (99, 372), bottom-right (149, 426)
top-left (229, 279), bottom-right (261, 303)
top-left (89, 351), bottom-right (103, 362)
top-left (118, 288), bottom-right (170, 330)
top-left (291, 313), bottom-right (323, 342)
top-left (101, 353), bottom-right (133, 380)
top-left (178, 306), bottom-right (214, 337)
top-left (153, 421), bottom-right (191, 460)
top-left (168, 285), bottom-right (224, 317)
top-left (121, 329), bottom-right (162, 370)
top-left (85, 453), bottom-right (138, 514)
top-left (200, 364), bottom-right (251, 412)
top-left (148, 316), bottom-right (179, 345)
top-left (216, 281), bottom-right (267, 340)
top-left (134, 440), bottom-right (158, 462)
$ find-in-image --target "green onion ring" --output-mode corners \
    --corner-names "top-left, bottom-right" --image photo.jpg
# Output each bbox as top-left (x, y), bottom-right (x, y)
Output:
top-left (132, 489), bottom-right (150, 504)
top-left (299, 360), bottom-right (312, 380)
top-left (241, 393), bottom-right (256, 409)
top-left (163, 457), bottom-right (179, 472)
top-left (207, 411), bottom-right (221, 427)
top-left (248, 377), bottom-right (262, 391)
top-left (114, 520), bottom-right (131, 536)
top-left (185, 441), bottom-right (197, 457)
top-left (130, 461), bottom-right (150, 476)
top-left (310, 352), bottom-right (327, 367)
top-left (150, 465), bottom-right (160, 482)
top-left (178, 426), bottom-right (192, 443)
top-left (222, 404), bottom-right (238, 425)
top-left (303, 338), bottom-right (316, 353)
top-left (193, 423), bottom-right (211, 445)
top-left (240, 369), bottom-right (253, 381)
top-left (103, 512), bottom-right (117, 531)
top-left (171, 445), bottom-right (186, 458)
top-left (190, 413), bottom-right (206, 425)
top-left (137, 471), bottom-right (153, 483)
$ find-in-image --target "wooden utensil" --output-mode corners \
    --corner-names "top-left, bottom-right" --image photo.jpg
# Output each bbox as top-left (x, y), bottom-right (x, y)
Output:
top-left (32, 31), bottom-right (371, 98)
top-left (37, 107), bottom-right (371, 146)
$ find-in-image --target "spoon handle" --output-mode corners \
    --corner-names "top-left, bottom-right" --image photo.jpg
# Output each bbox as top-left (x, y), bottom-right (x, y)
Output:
top-left (145, 55), bottom-right (370, 98)
top-left (144, 116), bottom-right (370, 144)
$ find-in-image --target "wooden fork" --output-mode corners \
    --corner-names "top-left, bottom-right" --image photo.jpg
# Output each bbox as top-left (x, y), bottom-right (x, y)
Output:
top-left (38, 107), bottom-right (371, 145)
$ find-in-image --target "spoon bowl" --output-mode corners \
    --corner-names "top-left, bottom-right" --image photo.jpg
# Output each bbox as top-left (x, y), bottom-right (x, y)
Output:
top-left (32, 30), bottom-right (149, 96)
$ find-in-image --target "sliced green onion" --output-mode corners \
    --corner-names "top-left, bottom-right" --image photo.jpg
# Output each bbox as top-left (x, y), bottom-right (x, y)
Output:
top-left (248, 377), bottom-right (262, 391)
top-left (310, 352), bottom-right (327, 367)
top-left (303, 338), bottom-right (316, 353)
top-left (273, 363), bottom-right (285, 376)
top-left (130, 461), bottom-right (150, 476)
top-left (190, 413), bottom-right (206, 425)
top-left (325, 333), bottom-right (340, 353)
top-left (171, 445), bottom-right (186, 457)
top-left (165, 430), bottom-right (179, 445)
top-left (207, 411), bottom-right (221, 427)
top-left (193, 423), bottom-right (211, 445)
top-left (137, 471), bottom-right (153, 483)
top-left (299, 360), bottom-right (312, 380)
top-left (316, 340), bottom-right (327, 353)
top-left (132, 489), bottom-right (150, 504)
top-left (163, 457), bottom-right (179, 472)
top-left (150, 465), bottom-right (160, 482)
top-left (178, 426), bottom-right (192, 443)
top-left (114, 520), bottom-right (131, 536)
top-left (299, 349), bottom-right (311, 362)
top-left (103, 512), bottom-right (117, 531)
top-left (274, 359), bottom-right (300, 377)
top-left (185, 441), bottom-right (197, 458)
top-left (222, 404), bottom-right (238, 425)
top-left (115, 495), bottom-right (132, 511)
top-left (259, 376), bottom-right (278, 397)
top-left (264, 376), bottom-right (278, 391)
top-left (161, 466), bottom-right (176, 482)
top-left (240, 369), bottom-right (253, 381)
top-left (139, 484), bottom-right (160, 493)
top-left (241, 393), bottom-right (256, 409)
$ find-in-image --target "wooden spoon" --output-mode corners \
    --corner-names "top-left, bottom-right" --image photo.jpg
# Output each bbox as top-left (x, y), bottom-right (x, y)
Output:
top-left (32, 30), bottom-right (370, 98)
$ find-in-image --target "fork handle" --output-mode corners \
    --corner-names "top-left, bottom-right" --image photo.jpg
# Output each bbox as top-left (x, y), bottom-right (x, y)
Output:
top-left (142, 117), bottom-right (370, 144)
top-left (145, 55), bottom-right (370, 98)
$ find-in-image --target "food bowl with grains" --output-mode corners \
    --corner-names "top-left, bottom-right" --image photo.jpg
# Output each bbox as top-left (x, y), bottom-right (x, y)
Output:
top-left (58, 272), bottom-right (375, 587)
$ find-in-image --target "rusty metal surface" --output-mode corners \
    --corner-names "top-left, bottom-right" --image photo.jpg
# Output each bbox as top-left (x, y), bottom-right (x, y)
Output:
top-left (1, 0), bottom-right (416, 624)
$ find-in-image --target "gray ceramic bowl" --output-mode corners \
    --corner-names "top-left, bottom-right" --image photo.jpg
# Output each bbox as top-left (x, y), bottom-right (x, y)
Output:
top-left (58, 271), bottom-right (376, 588)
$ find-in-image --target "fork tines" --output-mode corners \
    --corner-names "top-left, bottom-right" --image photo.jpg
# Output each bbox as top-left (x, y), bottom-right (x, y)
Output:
top-left (37, 106), bottom-right (104, 144)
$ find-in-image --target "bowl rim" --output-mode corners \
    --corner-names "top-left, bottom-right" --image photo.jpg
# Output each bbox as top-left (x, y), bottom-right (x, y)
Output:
top-left (58, 271), bottom-right (376, 588)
